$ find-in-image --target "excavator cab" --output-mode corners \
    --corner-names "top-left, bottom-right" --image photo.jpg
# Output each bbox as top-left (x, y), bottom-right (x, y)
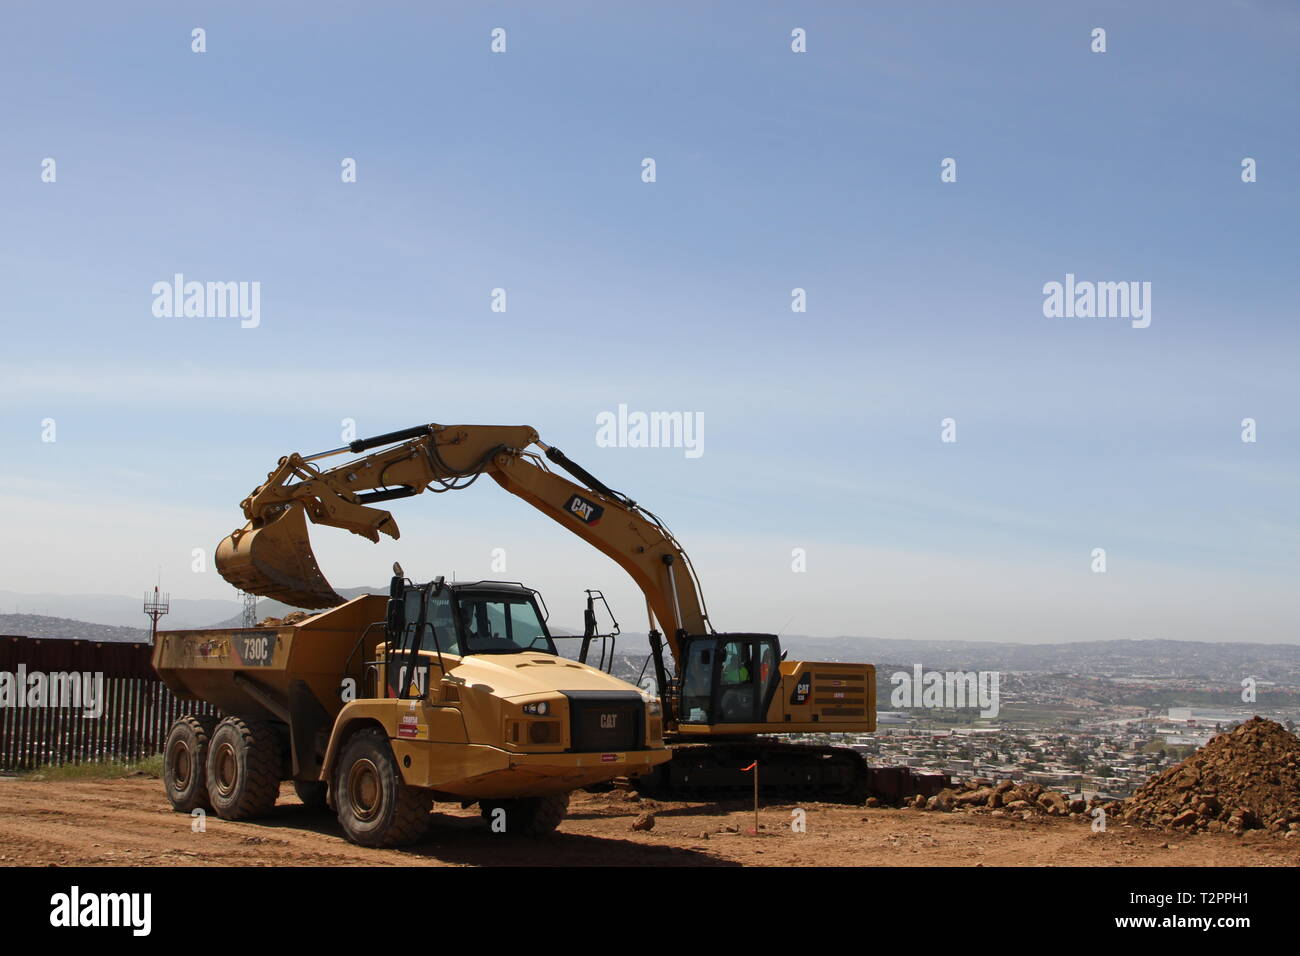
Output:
top-left (676, 634), bottom-right (781, 725)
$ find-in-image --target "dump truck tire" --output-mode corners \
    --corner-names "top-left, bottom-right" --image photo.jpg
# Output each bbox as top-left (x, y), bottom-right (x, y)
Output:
top-left (293, 780), bottom-right (329, 812)
top-left (205, 716), bottom-right (282, 820)
top-left (480, 793), bottom-right (569, 836)
top-left (163, 715), bottom-right (218, 812)
top-left (333, 728), bottom-right (431, 847)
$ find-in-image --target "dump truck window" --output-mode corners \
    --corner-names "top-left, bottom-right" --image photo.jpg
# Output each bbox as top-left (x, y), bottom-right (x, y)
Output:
top-left (422, 592), bottom-right (459, 655)
top-left (455, 595), bottom-right (555, 654)
top-left (400, 590), bottom-right (423, 648)
top-left (509, 601), bottom-right (548, 649)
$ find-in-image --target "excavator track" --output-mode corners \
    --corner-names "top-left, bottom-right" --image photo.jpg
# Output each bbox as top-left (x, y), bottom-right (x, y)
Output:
top-left (633, 740), bottom-right (871, 804)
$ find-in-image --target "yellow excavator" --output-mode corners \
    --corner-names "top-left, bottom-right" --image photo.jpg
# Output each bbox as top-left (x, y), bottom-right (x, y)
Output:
top-left (216, 422), bottom-right (879, 801)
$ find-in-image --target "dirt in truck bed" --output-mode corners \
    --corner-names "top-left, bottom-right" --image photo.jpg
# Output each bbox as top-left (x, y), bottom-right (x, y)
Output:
top-left (0, 777), bottom-right (1296, 867)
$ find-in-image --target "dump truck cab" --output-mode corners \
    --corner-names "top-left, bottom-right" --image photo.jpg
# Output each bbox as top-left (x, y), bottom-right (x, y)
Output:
top-left (324, 575), bottom-right (667, 802)
top-left (153, 571), bottom-right (669, 846)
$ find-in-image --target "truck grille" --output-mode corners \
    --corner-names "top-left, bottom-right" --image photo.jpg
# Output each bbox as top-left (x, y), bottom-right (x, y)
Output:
top-left (564, 691), bottom-right (643, 753)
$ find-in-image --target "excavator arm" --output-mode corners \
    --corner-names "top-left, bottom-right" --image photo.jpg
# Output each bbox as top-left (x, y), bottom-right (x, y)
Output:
top-left (215, 423), bottom-right (709, 663)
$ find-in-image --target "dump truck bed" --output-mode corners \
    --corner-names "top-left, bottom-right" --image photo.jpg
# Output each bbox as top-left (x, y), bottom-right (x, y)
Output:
top-left (152, 594), bottom-right (386, 721)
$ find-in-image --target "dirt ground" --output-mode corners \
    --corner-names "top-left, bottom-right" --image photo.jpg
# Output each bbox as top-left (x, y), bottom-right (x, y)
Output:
top-left (0, 776), bottom-right (1296, 867)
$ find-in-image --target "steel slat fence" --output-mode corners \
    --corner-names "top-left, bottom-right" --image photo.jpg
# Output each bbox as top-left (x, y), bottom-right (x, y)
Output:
top-left (0, 636), bottom-right (217, 772)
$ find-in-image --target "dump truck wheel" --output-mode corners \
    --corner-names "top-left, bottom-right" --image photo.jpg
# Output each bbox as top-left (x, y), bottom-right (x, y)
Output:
top-left (333, 728), bottom-right (431, 847)
top-left (480, 793), bottom-right (569, 836)
top-left (293, 780), bottom-right (329, 812)
top-left (205, 716), bottom-right (282, 820)
top-left (163, 715), bottom-right (218, 812)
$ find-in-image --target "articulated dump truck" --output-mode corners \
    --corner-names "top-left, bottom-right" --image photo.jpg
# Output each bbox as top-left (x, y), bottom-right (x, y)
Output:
top-left (152, 574), bottom-right (670, 846)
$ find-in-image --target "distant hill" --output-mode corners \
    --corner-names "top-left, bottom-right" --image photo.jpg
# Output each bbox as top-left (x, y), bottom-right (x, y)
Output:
top-left (6, 604), bottom-right (1297, 684)
top-left (0, 589), bottom-right (242, 629)
top-left (0, 613), bottom-right (149, 644)
top-left (777, 635), bottom-right (1300, 681)
top-left (592, 633), bottom-right (1300, 685)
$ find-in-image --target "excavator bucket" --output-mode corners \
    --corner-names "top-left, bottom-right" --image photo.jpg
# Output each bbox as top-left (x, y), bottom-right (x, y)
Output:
top-left (215, 502), bottom-right (344, 609)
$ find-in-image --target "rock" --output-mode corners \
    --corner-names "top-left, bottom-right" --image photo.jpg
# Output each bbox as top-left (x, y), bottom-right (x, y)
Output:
top-left (995, 779), bottom-right (1015, 794)
top-left (1037, 792), bottom-right (1068, 814)
top-left (865, 797), bottom-right (880, 808)
top-left (1118, 718), bottom-right (1300, 834)
top-left (631, 812), bottom-right (655, 832)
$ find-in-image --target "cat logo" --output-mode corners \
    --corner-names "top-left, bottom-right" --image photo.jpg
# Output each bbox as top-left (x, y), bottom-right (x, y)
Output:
top-left (564, 494), bottom-right (604, 526)
top-left (789, 673), bottom-right (811, 706)
top-left (600, 713), bottom-right (618, 729)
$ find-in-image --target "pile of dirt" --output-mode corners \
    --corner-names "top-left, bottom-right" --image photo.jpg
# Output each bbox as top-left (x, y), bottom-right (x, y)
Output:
top-left (1121, 716), bottom-right (1300, 835)
top-left (911, 778), bottom-right (1095, 820)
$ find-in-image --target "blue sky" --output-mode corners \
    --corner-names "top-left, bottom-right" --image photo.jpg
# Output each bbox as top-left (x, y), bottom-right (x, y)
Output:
top-left (1, 2), bottom-right (1297, 642)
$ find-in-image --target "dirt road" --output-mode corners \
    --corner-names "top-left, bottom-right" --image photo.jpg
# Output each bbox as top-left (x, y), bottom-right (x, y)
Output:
top-left (0, 776), bottom-right (1296, 866)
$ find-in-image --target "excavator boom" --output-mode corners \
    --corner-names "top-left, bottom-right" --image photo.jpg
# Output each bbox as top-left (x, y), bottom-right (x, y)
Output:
top-left (215, 424), bottom-right (708, 660)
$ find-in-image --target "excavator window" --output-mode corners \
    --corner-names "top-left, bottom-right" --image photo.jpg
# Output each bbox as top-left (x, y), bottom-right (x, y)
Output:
top-left (679, 639), bottom-right (716, 723)
top-left (718, 641), bottom-right (756, 721)
top-left (678, 635), bottom-right (782, 724)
